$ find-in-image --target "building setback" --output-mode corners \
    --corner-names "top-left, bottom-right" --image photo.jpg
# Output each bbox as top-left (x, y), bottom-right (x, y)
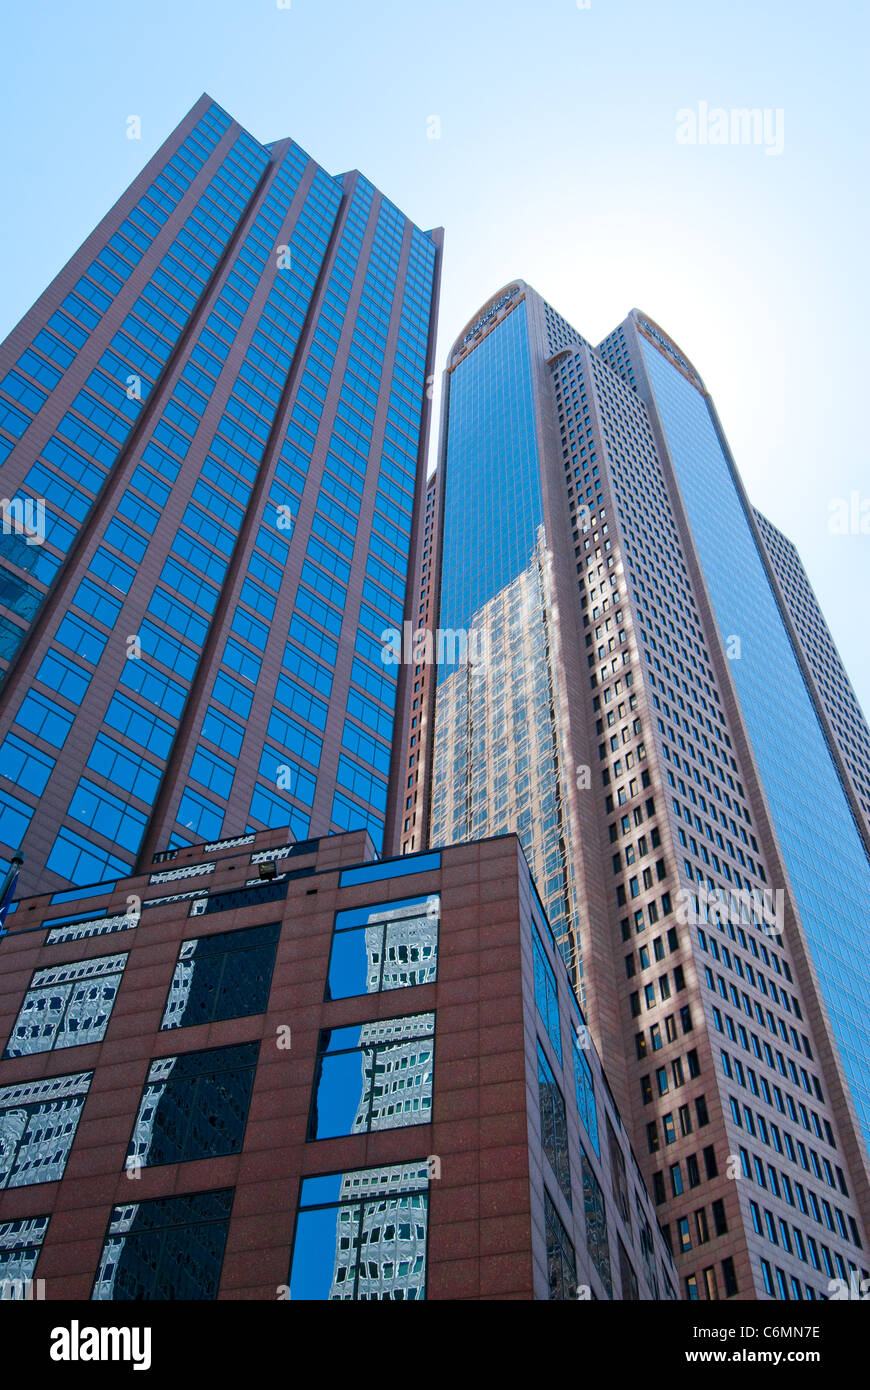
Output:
top-left (0, 829), bottom-right (677, 1301)
top-left (423, 282), bottom-right (870, 1299)
top-left (0, 94), bottom-right (441, 898)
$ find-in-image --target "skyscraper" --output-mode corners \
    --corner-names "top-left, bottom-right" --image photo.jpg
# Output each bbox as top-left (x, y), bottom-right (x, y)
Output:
top-left (0, 94), bottom-right (442, 898)
top-left (426, 282), bottom-right (870, 1299)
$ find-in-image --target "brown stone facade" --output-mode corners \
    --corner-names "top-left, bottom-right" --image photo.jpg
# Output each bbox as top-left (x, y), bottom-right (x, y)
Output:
top-left (0, 827), bottom-right (676, 1300)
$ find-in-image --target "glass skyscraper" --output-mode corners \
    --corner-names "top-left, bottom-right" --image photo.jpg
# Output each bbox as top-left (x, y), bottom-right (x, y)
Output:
top-left (426, 281), bottom-right (870, 1299)
top-left (0, 94), bottom-right (442, 898)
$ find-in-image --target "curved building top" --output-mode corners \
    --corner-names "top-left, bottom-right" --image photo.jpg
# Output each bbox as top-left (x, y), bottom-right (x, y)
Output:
top-left (448, 281), bottom-right (528, 369)
top-left (628, 309), bottom-right (706, 392)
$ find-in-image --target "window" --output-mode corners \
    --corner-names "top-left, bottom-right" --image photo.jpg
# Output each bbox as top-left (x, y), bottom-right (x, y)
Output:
top-left (14, 689), bottom-right (74, 748)
top-left (160, 923), bottom-right (280, 1030)
top-left (126, 1042), bottom-right (258, 1170)
top-left (538, 1043), bottom-right (571, 1205)
top-left (289, 1161), bottom-right (429, 1300)
top-left (695, 1207), bottom-right (710, 1244)
top-left (339, 852), bottom-right (440, 887)
top-left (92, 1188), bottom-right (233, 1301)
top-left (572, 1029), bottom-right (599, 1154)
top-left (532, 927), bottom-right (562, 1059)
top-left (581, 1154), bottom-right (612, 1296)
top-left (4, 953), bottom-right (126, 1057)
top-left (618, 1237), bottom-right (639, 1300)
top-left (46, 826), bottom-right (131, 886)
top-left (326, 895), bottom-right (438, 999)
top-left (68, 777), bottom-right (147, 853)
top-left (0, 1071), bottom-right (91, 1188)
top-left (545, 1190), bottom-right (577, 1300)
top-left (308, 1013), bottom-right (434, 1140)
top-left (0, 1215), bottom-right (50, 1290)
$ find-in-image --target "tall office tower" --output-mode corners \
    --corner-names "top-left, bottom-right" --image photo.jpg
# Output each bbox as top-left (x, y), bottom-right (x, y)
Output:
top-left (752, 509), bottom-right (870, 839)
top-left (0, 94), bottom-right (442, 898)
top-left (427, 281), bottom-right (870, 1299)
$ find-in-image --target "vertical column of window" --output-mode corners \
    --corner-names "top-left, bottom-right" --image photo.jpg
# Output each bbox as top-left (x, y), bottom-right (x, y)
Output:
top-left (154, 145), bottom-right (303, 845)
top-left (250, 179), bottom-right (370, 847)
top-left (33, 135), bottom-right (268, 884)
top-left (172, 153), bottom-right (342, 846)
top-left (329, 197), bottom-right (405, 848)
top-left (236, 162), bottom-right (344, 839)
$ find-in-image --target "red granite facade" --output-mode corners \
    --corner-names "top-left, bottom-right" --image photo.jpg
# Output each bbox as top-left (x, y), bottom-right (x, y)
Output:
top-left (0, 828), bottom-right (676, 1300)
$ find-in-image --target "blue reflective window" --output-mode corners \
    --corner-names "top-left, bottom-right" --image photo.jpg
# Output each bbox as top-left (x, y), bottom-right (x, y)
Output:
top-left (532, 927), bottom-right (562, 1061)
top-left (266, 709), bottom-right (322, 767)
top-left (222, 636), bottom-right (261, 683)
top-left (331, 791), bottom-right (383, 850)
top-left (55, 614), bottom-right (107, 665)
top-left (326, 895), bottom-right (439, 999)
top-left (14, 689), bottom-right (75, 748)
top-left (68, 778), bottom-right (147, 852)
top-left (0, 791), bottom-right (34, 848)
top-left (201, 706), bottom-right (245, 758)
top-left (572, 1030), bottom-right (599, 1157)
top-left (71, 577), bottom-right (123, 627)
top-left (248, 785), bottom-right (311, 838)
top-left (120, 660), bottom-right (187, 719)
top-left (289, 1162), bottom-right (429, 1301)
top-left (190, 745), bottom-right (235, 799)
top-left (308, 1013), bottom-right (434, 1140)
top-left (86, 733), bottom-right (161, 803)
top-left (103, 692), bottom-right (175, 759)
top-left (336, 755), bottom-right (387, 812)
top-left (212, 671), bottom-right (253, 719)
top-left (177, 787), bottom-right (224, 842)
top-left (338, 852), bottom-right (440, 888)
top-left (36, 650), bottom-right (91, 703)
top-left (0, 732), bottom-right (54, 796)
top-left (538, 1042), bottom-right (571, 1206)
top-left (47, 827), bottom-right (131, 885)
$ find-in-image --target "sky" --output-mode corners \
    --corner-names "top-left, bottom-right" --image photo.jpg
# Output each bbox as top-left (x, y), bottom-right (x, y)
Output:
top-left (1, 0), bottom-right (867, 712)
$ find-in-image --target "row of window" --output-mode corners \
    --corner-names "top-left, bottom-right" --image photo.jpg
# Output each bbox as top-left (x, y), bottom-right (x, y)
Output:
top-left (2, 1159), bottom-right (432, 1301)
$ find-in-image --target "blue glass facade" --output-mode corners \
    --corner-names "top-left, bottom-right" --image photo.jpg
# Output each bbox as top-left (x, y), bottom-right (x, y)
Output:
top-left (0, 98), bottom-right (440, 892)
top-left (432, 288), bottom-right (584, 988)
top-left (438, 297), bottom-right (543, 649)
top-left (640, 339), bottom-right (870, 1154)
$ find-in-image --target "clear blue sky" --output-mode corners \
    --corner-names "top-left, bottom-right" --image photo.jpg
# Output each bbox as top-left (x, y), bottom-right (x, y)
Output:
top-left (1, 0), bottom-right (867, 714)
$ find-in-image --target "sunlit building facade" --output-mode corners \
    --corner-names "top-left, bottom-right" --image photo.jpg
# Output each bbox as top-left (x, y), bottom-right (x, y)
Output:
top-left (0, 94), bottom-right (441, 897)
top-left (425, 282), bottom-right (870, 1299)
